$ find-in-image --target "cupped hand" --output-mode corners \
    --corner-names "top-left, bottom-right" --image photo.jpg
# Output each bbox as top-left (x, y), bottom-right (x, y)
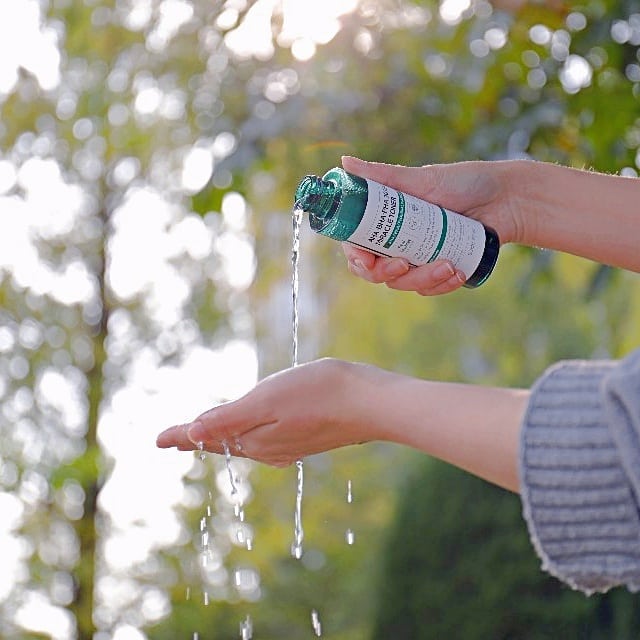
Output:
top-left (156, 358), bottom-right (388, 467)
top-left (340, 155), bottom-right (523, 295)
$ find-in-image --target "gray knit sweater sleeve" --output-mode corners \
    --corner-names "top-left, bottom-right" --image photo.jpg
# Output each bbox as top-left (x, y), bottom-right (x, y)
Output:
top-left (520, 348), bottom-right (640, 594)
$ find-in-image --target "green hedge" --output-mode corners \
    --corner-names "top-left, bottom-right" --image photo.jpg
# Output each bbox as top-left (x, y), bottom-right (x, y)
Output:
top-left (372, 459), bottom-right (640, 639)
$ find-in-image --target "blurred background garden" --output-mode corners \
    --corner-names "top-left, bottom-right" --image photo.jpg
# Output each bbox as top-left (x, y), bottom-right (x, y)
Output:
top-left (2, 0), bottom-right (640, 638)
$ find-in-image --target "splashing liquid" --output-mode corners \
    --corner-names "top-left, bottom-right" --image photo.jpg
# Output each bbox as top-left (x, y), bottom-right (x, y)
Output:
top-left (291, 207), bottom-right (305, 560)
top-left (197, 442), bottom-right (213, 568)
top-left (222, 441), bottom-right (253, 551)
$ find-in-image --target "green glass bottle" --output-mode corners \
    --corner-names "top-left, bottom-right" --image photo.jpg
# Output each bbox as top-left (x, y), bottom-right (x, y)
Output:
top-left (294, 167), bottom-right (500, 288)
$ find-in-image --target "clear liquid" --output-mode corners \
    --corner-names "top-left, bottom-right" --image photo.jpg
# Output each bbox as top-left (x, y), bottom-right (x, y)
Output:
top-left (346, 480), bottom-right (354, 545)
top-left (200, 451), bottom-right (211, 626)
top-left (292, 206), bottom-right (302, 367)
top-left (291, 207), bottom-right (305, 559)
top-left (197, 443), bottom-right (212, 568)
top-left (223, 441), bottom-right (239, 497)
top-left (222, 441), bottom-right (252, 551)
top-left (291, 458), bottom-right (304, 559)
top-left (240, 615), bottom-right (253, 639)
top-left (311, 609), bottom-right (322, 636)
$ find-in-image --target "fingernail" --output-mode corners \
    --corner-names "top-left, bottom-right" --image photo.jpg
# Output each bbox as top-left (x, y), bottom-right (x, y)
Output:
top-left (187, 421), bottom-right (206, 445)
top-left (433, 261), bottom-right (455, 281)
top-left (156, 426), bottom-right (178, 447)
top-left (455, 270), bottom-right (467, 284)
top-left (384, 260), bottom-right (409, 278)
top-left (349, 258), bottom-right (365, 273)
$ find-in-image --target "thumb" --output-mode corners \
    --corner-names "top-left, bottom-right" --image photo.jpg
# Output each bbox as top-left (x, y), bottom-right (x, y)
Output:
top-left (341, 156), bottom-right (439, 202)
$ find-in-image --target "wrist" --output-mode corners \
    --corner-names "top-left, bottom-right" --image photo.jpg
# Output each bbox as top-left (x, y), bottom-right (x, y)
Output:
top-left (507, 161), bottom-right (640, 271)
top-left (340, 362), bottom-right (402, 443)
top-left (500, 159), bottom-right (552, 248)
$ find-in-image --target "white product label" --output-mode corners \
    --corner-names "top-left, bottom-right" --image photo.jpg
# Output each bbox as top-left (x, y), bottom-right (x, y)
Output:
top-left (347, 179), bottom-right (486, 278)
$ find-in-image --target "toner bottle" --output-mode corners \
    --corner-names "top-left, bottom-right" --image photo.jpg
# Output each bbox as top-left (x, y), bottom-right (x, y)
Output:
top-left (294, 167), bottom-right (500, 288)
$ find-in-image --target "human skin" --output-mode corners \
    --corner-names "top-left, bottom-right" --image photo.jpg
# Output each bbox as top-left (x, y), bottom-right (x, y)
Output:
top-left (341, 156), bottom-right (640, 294)
top-left (157, 157), bottom-right (640, 493)
top-left (157, 359), bottom-right (529, 492)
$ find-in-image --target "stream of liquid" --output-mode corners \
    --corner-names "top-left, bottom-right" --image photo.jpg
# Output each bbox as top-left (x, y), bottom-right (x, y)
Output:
top-left (291, 207), bottom-right (305, 561)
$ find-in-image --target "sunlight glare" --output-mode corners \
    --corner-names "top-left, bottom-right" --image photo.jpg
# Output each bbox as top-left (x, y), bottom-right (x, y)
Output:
top-left (0, 0), bottom-right (61, 94)
top-left (147, 0), bottom-right (194, 51)
top-left (225, 0), bottom-right (359, 61)
top-left (0, 160), bottom-right (17, 195)
top-left (0, 493), bottom-right (27, 603)
top-left (98, 339), bottom-right (258, 570)
top-left (15, 593), bottom-right (75, 640)
top-left (112, 625), bottom-right (147, 640)
top-left (559, 54), bottom-right (592, 93)
top-left (439, 0), bottom-right (471, 25)
top-left (181, 147), bottom-right (214, 194)
top-left (0, 163), bottom-right (96, 306)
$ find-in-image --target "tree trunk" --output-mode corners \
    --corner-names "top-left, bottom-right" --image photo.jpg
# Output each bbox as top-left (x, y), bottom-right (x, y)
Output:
top-left (70, 207), bottom-right (110, 639)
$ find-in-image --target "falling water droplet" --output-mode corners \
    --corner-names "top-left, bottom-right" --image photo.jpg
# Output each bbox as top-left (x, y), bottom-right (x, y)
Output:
top-left (222, 440), bottom-right (252, 550)
top-left (240, 615), bottom-right (253, 639)
top-left (346, 480), bottom-right (355, 546)
top-left (311, 609), bottom-right (322, 636)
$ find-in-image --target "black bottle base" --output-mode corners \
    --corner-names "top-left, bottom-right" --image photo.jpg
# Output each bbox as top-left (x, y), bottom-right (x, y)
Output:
top-left (464, 226), bottom-right (500, 289)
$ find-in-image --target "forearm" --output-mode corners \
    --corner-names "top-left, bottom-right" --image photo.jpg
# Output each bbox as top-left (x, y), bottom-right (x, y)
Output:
top-left (362, 368), bottom-right (529, 492)
top-left (514, 161), bottom-right (640, 272)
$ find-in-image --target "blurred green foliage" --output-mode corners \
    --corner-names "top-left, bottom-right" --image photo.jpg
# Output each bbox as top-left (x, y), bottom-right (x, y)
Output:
top-left (373, 459), bottom-right (640, 639)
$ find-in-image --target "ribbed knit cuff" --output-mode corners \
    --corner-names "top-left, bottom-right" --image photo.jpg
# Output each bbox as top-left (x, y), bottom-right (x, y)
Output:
top-left (520, 359), bottom-right (640, 594)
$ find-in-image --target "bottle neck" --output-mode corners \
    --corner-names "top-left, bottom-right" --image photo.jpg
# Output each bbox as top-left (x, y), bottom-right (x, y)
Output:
top-left (294, 175), bottom-right (340, 222)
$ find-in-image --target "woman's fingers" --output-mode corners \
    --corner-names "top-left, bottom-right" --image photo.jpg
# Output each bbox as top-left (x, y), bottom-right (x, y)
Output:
top-left (385, 262), bottom-right (467, 295)
top-left (156, 394), bottom-right (270, 454)
top-left (348, 255), bottom-right (410, 283)
top-left (156, 360), bottom-right (376, 465)
top-left (156, 423), bottom-right (196, 451)
top-left (344, 246), bottom-right (466, 295)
